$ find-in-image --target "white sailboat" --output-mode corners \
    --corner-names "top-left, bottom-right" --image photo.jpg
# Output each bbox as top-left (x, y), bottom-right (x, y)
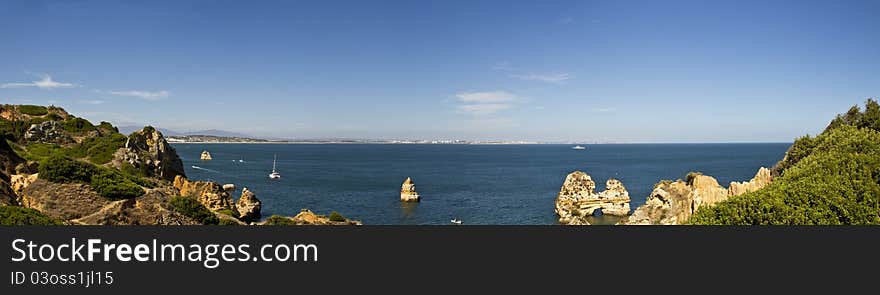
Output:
top-left (268, 155), bottom-right (281, 179)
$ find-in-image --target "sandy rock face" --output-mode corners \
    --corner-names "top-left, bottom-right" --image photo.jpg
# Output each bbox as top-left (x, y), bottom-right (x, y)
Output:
top-left (236, 187), bottom-right (262, 221)
top-left (555, 171), bottom-right (631, 225)
top-left (113, 127), bottom-right (185, 181)
top-left (71, 188), bottom-right (202, 225)
top-left (18, 179), bottom-right (112, 221)
top-left (625, 168), bottom-right (773, 225)
top-left (729, 167), bottom-right (772, 197)
top-left (0, 139), bottom-right (23, 205)
top-left (400, 177), bottom-right (420, 202)
top-left (200, 150), bottom-right (212, 160)
top-left (172, 175), bottom-right (237, 213)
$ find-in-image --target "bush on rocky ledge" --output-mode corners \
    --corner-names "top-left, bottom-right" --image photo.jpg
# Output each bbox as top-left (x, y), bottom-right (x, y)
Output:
top-left (0, 206), bottom-right (61, 225)
top-left (169, 196), bottom-right (219, 225)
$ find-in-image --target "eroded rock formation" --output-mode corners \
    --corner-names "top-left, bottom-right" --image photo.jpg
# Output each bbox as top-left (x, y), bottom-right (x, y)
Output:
top-left (400, 177), bottom-right (420, 202)
top-left (555, 171), bottom-right (631, 225)
top-left (236, 187), bottom-right (262, 221)
top-left (625, 168), bottom-right (773, 225)
top-left (200, 150), bottom-right (212, 160)
top-left (271, 209), bottom-right (362, 225)
top-left (172, 175), bottom-right (237, 213)
top-left (18, 179), bottom-right (112, 221)
top-left (728, 167), bottom-right (772, 197)
top-left (112, 127), bottom-right (185, 181)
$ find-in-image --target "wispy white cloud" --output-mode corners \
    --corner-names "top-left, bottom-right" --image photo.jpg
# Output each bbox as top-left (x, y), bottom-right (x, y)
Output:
top-left (106, 90), bottom-right (170, 100)
top-left (556, 16), bottom-right (575, 24)
top-left (512, 73), bottom-right (572, 84)
top-left (0, 74), bottom-right (78, 89)
top-left (455, 91), bottom-right (517, 104)
top-left (454, 91), bottom-right (519, 115)
top-left (457, 103), bottom-right (513, 115)
top-left (78, 99), bottom-right (106, 105)
top-left (493, 62), bottom-right (573, 84)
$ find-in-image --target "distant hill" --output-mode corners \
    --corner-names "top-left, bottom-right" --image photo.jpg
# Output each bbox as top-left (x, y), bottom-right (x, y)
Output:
top-left (116, 126), bottom-right (251, 138)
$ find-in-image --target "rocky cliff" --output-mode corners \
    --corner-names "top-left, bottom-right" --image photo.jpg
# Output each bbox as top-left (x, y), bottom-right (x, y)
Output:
top-left (172, 175), bottom-right (238, 213)
top-left (236, 187), bottom-right (262, 221)
top-left (0, 139), bottom-right (24, 205)
top-left (625, 168), bottom-right (772, 225)
top-left (555, 171), bottom-right (631, 225)
top-left (112, 127), bottom-right (185, 181)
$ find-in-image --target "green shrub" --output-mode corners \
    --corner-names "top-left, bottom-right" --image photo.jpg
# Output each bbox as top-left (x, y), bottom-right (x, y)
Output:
top-left (0, 206), bottom-right (61, 225)
top-left (68, 133), bottom-right (126, 164)
top-left (329, 211), bottom-right (346, 222)
top-left (689, 125), bottom-right (880, 225)
top-left (264, 215), bottom-right (297, 225)
top-left (90, 169), bottom-right (144, 200)
top-left (61, 117), bottom-right (96, 133)
top-left (38, 155), bottom-right (96, 183)
top-left (219, 218), bottom-right (240, 226)
top-left (169, 196), bottom-right (219, 225)
top-left (216, 209), bottom-right (236, 217)
top-left (18, 105), bottom-right (48, 116)
top-left (685, 171), bottom-right (703, 185)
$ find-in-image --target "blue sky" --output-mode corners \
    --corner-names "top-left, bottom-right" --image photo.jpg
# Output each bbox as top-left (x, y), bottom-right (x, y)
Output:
top-left (1, 0), bottom-right (878, 142)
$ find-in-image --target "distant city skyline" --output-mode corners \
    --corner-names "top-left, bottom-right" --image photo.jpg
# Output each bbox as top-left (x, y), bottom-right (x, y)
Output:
top-left (1, 0), bottom-right (878, 143)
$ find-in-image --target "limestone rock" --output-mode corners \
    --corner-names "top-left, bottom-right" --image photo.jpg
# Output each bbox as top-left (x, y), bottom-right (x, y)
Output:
top-left (555, 171), bottom-right (631, 225)
top-left (200, 150), bottom-right (212, 160)
top-left (281, 209), bottom-right (362, 225)
top-left (236, 187), bottom-right (262, 221)
top-left (24, 121), bottom-right (75, 145)
top-left (112, 127), bottom-right (185, 181)
top-left (10, 173), bottom-right (38, 196)
top-left (400, 177), bottom-right (420, 202)
top-left (172, 175), bottom-right (237, 212)
top-left (626, 168), bottom-right (774, 225)
top-left (729, 167), bottom-right (772, 197)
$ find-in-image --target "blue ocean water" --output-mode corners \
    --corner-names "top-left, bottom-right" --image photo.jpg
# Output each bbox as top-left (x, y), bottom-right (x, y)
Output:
top-left (172, 143), bottom-right (790, 225)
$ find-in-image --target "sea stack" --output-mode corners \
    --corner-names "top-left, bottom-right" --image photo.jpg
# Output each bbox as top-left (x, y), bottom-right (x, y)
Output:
top-left (400, 177), bottom-right (420, 202)
top-left (554, 171), bottom-right (631, 225)
top-left (200, 150), bottom-right (212, 160)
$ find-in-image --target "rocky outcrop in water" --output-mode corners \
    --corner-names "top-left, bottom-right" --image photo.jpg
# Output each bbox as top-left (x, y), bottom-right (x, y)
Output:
top-left (172, 175), bottom-right (237, 213)
top-left (400, 177), bottom-right (420, 202)
top-left (200, 150), bottom-right (212, 160)
top-left (625, 168), bottom-right (772, 225)
top-left (264, 209), bottom-right (362, 225)
top-left (236, 187), bottom-right (262, 221)
top-left (24, 121), bottom-right (75, 145)
top-left (112, 127), bottom-right (185, 181)
top-left (555, 171), bottom-right (631, 225)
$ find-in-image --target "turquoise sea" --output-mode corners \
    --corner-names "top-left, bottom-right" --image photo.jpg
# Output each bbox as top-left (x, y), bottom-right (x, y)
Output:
top-left (172, 143), bottom-right (790, 225)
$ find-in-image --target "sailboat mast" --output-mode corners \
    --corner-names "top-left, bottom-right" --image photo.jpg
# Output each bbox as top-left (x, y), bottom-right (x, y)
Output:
top-left (272, 154), bottom-right (277, 172)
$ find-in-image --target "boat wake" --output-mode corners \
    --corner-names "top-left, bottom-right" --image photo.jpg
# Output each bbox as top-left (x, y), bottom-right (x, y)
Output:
top-left (190, 165), bottom-right (224, 174)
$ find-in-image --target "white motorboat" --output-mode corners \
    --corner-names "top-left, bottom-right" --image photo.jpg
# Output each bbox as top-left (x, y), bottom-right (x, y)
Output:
top-left (451, 218), bottom-right (462, 225)
top-left (572, 145), bottom-right (586, 150)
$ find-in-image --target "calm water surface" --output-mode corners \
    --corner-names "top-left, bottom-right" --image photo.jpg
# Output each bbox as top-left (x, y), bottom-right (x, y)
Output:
top-left (172, 143), bottom-right (789, 225)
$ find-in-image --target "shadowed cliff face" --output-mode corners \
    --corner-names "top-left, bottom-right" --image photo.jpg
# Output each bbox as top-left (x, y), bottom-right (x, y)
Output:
top-left (0, 139), bottom-right (23, 205)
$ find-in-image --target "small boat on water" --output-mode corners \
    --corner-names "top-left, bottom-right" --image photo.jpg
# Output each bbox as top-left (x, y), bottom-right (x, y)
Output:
top-left (572, 145), bottom-right (587, 150)
top-left (451, 218), bottom-right (463, 225)
top-left (268, 154), bottom-right (281, 179)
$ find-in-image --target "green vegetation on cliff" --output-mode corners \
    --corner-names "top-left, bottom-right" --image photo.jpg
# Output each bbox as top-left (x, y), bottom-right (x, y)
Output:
top-left (39, 156), bottom-right (144, 200)
top-left (169, 196), bottom-right (219, 225)
top-left (690, 100), bottom-right (880, 225)
top-left (0, 206), bottom-right (61, 225)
